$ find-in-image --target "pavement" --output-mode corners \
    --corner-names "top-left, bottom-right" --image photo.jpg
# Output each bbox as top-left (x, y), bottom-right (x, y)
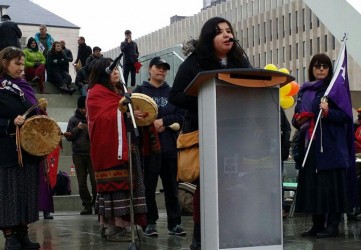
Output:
top-left (1, 210), bottom-right (361, 250)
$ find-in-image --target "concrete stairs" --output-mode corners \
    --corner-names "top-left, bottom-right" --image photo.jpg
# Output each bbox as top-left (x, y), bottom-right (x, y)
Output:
top-left (34, 81), bottom-right (165, 212)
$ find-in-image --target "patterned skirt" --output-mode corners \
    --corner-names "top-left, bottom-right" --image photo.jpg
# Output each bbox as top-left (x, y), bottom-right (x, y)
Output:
top-left (0, 163), bottom-right (39, 228)
top-left (96, 146), bottom-right (147, 227)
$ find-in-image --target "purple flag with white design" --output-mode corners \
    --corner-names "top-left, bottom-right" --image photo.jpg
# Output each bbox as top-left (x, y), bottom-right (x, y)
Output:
top-left (325, 44), bottom-right (353, 119)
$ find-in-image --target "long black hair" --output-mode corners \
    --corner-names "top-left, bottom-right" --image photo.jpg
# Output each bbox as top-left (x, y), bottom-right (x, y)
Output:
top-left (87, 57), bottom-right (115, 92)
top-left (196, 17), bottom-right (248, 69)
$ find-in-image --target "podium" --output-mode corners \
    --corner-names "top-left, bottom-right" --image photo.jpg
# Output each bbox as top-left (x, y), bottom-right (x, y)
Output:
top-left (185, 69), bottom-right (294, 250)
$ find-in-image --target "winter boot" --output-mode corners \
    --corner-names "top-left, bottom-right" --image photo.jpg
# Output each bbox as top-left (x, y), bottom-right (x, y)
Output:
top-left (3, 229), bottom-right (22, 250)
top-left (16, 225), bottom-right (40, 249)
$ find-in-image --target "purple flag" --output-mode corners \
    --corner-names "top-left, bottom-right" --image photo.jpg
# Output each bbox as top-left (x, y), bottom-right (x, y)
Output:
top-left (325, 42), bottom-right (357, 206)
top-left (326, 45), bottom-right (353, 119)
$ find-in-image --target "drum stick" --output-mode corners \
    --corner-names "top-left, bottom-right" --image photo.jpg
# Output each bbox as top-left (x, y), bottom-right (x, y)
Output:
top-left (168, 123), bottom-right (180, 131)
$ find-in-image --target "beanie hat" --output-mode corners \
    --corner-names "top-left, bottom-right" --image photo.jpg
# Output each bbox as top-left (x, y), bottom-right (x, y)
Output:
top-left (77, 96), bottom-right (86, 109)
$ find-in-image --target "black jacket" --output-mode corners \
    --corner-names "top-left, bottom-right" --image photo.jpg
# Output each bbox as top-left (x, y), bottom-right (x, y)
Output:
top-left (0, 87), bottom-right (38, 168)
top-left (120, 40), bottom-right (139, 64)
top-left (0, 20), bottom-right (22, 51)
top-left (65, 109), bottom-right (90, 155)
top-left (169, 52), bottom-right (251, 133)
top-left (133, 82), bottom-right (184, 158)
top-left (75, 43), bottom-right (92, 67)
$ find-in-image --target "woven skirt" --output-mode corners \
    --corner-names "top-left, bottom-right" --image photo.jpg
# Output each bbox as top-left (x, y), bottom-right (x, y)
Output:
top-left (96, 146), bottom-right (147, 226)
top-left (0, 163), bottom-right (39, 228)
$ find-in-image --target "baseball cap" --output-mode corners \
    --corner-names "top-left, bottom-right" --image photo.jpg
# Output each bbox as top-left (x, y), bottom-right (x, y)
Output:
top-left (149, 57), bottom-right (170, 70)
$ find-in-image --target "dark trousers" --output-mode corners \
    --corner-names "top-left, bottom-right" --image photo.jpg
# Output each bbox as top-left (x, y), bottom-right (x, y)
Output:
top-left (123, 63), bottom-right (136, 86)
top-left (72, 154), bottom-right (97, 208)
top-left (47, 70), bottom-right (72, 88)
top-left (143, 154), bottom-right (181, 230)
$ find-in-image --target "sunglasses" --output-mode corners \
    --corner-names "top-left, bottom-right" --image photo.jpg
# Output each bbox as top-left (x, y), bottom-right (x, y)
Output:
top-left (314, 64), bottom-right (329, 69)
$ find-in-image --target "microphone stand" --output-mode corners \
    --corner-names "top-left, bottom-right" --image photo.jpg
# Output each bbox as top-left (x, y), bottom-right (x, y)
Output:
top-left (117, 62), bottom-right (140, 250)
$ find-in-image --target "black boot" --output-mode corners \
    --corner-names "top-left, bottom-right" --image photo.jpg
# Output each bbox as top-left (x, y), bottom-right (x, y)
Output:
top-left (3, 229), bottom-right (22, 250)
top-left (15, 225), bottom-right (40, 249)
top-left (316, 213), bottom-right (340, 238)
top-left (190, 223), bottom-right (201, 250)
top-left (43, 211), bottom-right (54, 220)
top-left (301, 214), bottom-right (325, 237)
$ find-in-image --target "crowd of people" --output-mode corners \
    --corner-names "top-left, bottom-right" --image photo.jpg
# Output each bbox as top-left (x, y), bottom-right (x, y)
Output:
top-left (0, 14), bottom-right (102, 95)
top-left (1, 12), bottom-right (360, 250)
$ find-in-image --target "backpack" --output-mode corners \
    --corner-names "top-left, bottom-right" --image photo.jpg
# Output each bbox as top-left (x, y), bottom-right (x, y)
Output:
top-left (52, 171), bottom-right (71, 195)
top-left (178, 182), bottom-right (196, 215)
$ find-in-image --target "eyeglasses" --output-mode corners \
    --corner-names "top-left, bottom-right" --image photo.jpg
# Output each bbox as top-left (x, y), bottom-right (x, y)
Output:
top-left (314, 64), bottom-right (329, 69)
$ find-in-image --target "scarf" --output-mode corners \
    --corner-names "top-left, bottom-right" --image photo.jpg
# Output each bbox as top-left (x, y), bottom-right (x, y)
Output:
top-left (0, 76), bottom-right (37, 105)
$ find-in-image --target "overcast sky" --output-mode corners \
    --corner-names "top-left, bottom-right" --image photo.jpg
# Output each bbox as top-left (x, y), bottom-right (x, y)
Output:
top-left (31, 0), bottom-right (203, 51)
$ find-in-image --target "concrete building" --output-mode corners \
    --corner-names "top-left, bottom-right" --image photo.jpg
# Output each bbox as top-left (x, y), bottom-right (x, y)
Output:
top-left (105, 0), bottom-right (361, 109)
top-left (2, 0), bottom-right (361, 108)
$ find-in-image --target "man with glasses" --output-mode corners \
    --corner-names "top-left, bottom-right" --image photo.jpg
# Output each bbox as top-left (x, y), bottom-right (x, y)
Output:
top-left (34, 24), bottom-right (54, 57)
top-left (0, 14), bottom-right (22, 51)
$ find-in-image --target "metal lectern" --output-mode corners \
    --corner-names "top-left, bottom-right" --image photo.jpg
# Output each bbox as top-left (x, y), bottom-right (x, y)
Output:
top-left (185, 69), bottom-right (294, 250)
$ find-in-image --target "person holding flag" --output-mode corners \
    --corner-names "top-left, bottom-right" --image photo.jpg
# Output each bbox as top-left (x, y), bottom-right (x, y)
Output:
top-left (292, 43), bottom-right (357, 238)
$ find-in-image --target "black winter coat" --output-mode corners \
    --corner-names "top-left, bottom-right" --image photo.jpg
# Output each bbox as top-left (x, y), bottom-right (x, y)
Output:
top-left (169, 52), bottom-right (251, 133)
top-left (0, 20), bottom-right (22, 51)
top-left (0, 88), bottom-right (38, 168)
top-left (133, 82), bottom-right (184, 158)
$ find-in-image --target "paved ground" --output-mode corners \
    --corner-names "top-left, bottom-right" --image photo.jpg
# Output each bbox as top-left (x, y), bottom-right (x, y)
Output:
top-left (1, 211), bottom-right (361, 249)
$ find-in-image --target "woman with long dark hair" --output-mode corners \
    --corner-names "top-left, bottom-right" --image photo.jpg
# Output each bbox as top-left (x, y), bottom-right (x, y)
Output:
top-left (86, 57), bottom-right (147, 241)
top-left (169, 17), bottom-right (252, 250)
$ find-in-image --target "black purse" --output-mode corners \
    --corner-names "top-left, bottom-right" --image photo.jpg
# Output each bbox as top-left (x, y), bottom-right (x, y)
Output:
top-left (290, 130), bottom-right (305, 166)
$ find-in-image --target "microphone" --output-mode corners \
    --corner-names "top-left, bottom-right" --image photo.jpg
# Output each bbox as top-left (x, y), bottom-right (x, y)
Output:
top-left (105, 53), bottom-right (123, 74)
top-left (229, 37), bottom-right (251, 66)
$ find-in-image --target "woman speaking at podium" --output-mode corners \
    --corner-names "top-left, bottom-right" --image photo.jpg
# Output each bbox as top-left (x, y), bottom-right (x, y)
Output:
top-left (169, 17), bottom-right (252, 250)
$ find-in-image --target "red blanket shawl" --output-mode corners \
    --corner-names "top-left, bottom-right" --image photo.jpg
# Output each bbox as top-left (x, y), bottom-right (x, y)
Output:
top-left (87, 84), bottom-right (128, 171)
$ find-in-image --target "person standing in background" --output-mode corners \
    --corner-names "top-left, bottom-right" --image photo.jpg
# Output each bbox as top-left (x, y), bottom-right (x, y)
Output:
top-left (37, 99), bottom-right (55, 220)
top-left (0, 14), bottom-right (22, 51)
top-left (34, 25), bottom-right (54, 57)
top-left (280, 108), bottom-right (291, 218)
top-left (120, 30), bottom-right (139, 87)
top-left (133, 57), bottom-right (185, 237)
top-left (292, 53), bottom-right (355, 238)
top-left (73, 36), bottom-right (92, 73)
top-left (60, 40), bottom-right (73, 73)
top-left (169, 17), bottom-right (252, 250)
top-left (64, 96), bottom-right (97, 215)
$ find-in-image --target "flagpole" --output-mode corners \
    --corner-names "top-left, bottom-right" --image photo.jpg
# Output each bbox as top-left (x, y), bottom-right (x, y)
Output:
top-left (301, 35), bottom-right (347, 167)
